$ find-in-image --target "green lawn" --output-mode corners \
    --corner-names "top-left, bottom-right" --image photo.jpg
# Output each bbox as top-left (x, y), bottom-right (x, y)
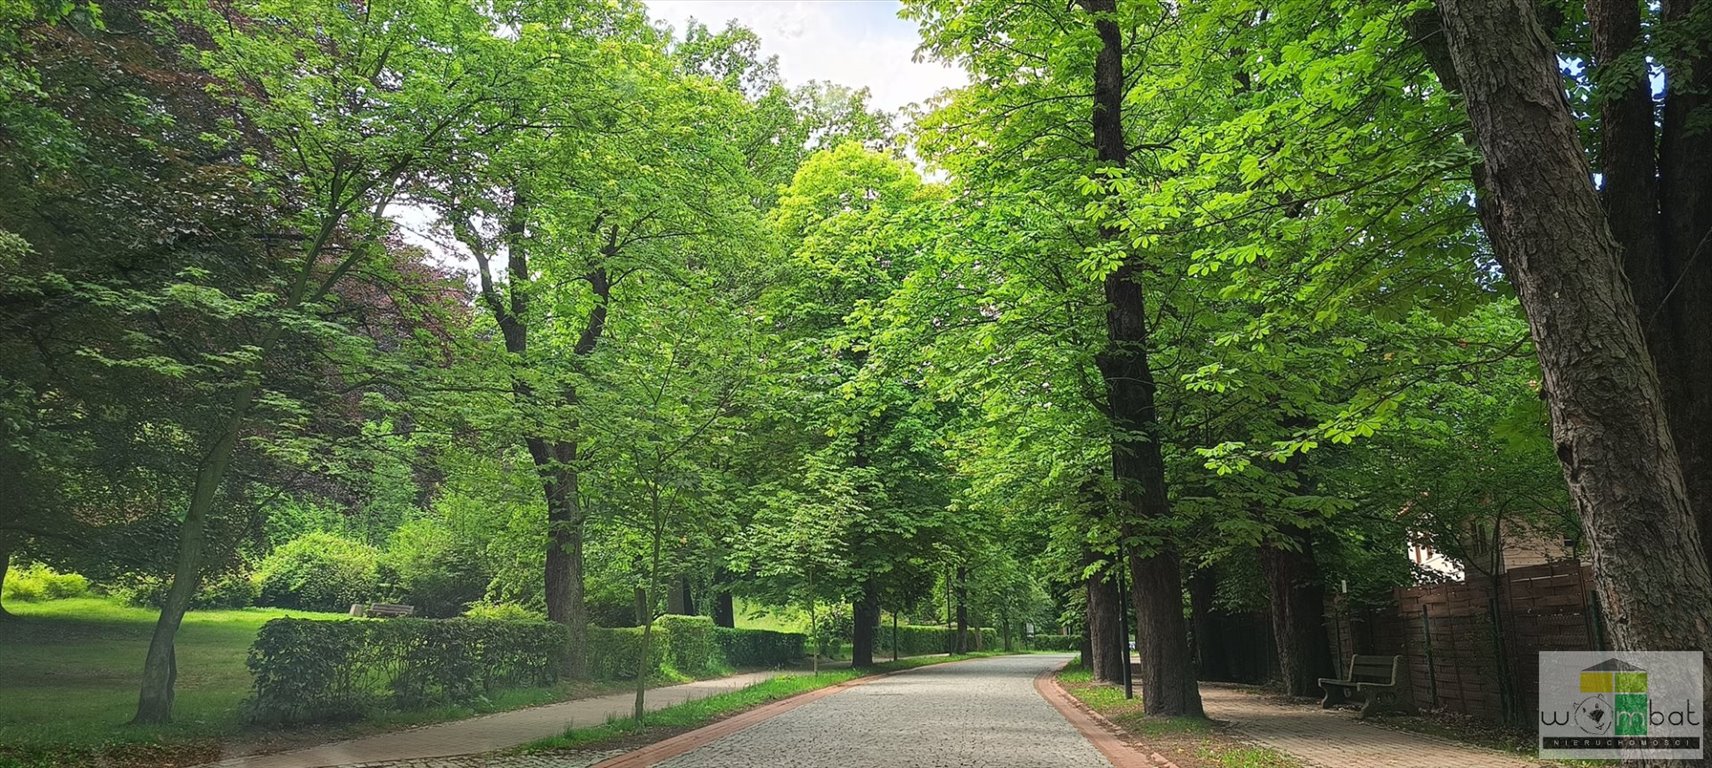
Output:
top-left (0, 597), bottom-right (349, 748)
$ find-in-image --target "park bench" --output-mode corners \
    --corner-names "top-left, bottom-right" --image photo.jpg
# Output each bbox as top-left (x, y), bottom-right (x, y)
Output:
top-left (349, 602), bottom-right (416, 618)
top-left (1318, 654), bottom-right (1411, 718)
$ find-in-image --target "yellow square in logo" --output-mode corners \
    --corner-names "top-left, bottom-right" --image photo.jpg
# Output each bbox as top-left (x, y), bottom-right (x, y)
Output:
top-left (1616, 672), bottom-right (1647, 693)
top-left (1581, 672), bottom-right (1613, 693)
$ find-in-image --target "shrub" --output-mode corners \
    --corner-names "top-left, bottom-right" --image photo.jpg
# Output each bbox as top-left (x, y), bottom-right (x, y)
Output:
top-left (587, 626), bottom-right (666, 681)
top-left (384, 519), bottom-right (488, 618)
top-left (714, 626), bottom-right (805, 668)
top-left (255, 532), bottom-right (381, 613)
top-left (463, 601), bottom-right (544, 621)
top-left (1, 563), bottom-right (89, 602)
top-left (655, 614), bottom-right (719, 677)
top-left (1028, 634), bottom-right (1082, 652)
top-left (247, 617), bottom-right (568, 723)
top-left (876, 625), bottom-right (1001, 655)
top-left (114, 570), bottom-right (258, 610)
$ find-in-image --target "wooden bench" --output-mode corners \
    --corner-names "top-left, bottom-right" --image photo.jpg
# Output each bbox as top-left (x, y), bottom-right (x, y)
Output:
top-left (1319, 654), bottom-right (1412, 717)
top-left (349, 602), bottom-right (416, 618)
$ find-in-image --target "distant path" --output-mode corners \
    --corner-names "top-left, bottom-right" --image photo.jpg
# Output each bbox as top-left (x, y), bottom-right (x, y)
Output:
top-left (199, 670), bottom-right (793, 768)
top-left (645, 654), bottom-right (1112, 768)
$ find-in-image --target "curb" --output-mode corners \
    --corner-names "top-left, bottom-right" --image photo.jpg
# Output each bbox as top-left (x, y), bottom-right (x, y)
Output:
top-left (588, 655), bottom-right (997, 768)
top-left (1033, 663), bottom-right (1183, 768)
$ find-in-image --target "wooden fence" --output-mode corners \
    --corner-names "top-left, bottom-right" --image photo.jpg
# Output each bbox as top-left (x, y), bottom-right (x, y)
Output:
top-left (1326, 561), bottom-right (1603, 725)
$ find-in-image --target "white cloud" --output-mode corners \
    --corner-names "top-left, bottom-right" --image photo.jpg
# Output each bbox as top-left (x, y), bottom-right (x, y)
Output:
top-left (643, 0), bottom-right (964, 114)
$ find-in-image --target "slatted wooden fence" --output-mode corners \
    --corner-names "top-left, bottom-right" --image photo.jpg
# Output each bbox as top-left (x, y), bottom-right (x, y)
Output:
top-left (1326, 561), bottom-right (1601, 725)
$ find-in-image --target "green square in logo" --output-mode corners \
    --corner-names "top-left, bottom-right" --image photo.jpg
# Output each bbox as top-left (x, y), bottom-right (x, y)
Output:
top-left (1616, 672), bottom-right (1648, 693)
top-left (1614, 693), bottom-right (1649, 736)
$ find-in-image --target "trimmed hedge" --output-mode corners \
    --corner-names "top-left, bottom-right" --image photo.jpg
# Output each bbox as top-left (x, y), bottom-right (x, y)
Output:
top-left (1028, 634), bottom-right (1082, 651)
top-left (247, 617), bottom-right (567, 723)
top-left (655, 615), bottom-right (718, 677)
top-left (248, 615), bottom-right (809, 723)
top-left (714, 626), bottom-right (806, 667)
top-left (586, 626), bottom-right (666, 681)
top-left (878, 624), bottom-right (1001, 655)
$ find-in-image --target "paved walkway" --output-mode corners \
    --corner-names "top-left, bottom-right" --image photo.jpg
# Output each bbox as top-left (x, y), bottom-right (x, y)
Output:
top-left (201, 671), bottom-right (793, 768)
top-left (1200, 684), bottom-right (1551, 768)
top-left (651, 654), bottom-right (1111, 768)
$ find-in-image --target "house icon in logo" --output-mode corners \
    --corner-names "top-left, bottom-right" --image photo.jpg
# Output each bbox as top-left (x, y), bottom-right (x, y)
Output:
top-left (1580, 658), bottom-right (1649, 736)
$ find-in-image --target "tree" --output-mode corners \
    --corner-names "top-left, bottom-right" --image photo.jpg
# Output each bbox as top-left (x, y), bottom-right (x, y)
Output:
top-left (1429, 0), bottom-right (1712, 700)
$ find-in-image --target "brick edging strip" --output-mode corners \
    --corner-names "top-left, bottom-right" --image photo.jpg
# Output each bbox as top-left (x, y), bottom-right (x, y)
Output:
top-left (1033, 663), bottom-right (1182, 768)
top-left (588, 656), bottom-right (994, 768)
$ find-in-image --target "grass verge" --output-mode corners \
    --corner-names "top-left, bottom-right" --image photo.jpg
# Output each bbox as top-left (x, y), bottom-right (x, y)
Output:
top-left (1057, 666), bottom-right (1302, 768)
top-left (525, 651), bottom-right (1012, 754)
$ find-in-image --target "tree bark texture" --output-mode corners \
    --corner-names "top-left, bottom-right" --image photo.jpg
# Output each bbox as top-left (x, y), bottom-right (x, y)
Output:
top-left (1080, 0), bottom-right (1203, 717)
top-left (712, 586), bottom-right (735, 628)
top-left (955, 566), bottom-right (969, 653)
top-left (851, 581), bottom-right (879, 668)
top-left (1434, 0), bottom-right (1712, 705)
top-left (1087, 561), bottom-right (1124, 684)
top-left (134, 382), bottom-right (258, 724)
top-left (1261, 528), bottom-right (1334, 697)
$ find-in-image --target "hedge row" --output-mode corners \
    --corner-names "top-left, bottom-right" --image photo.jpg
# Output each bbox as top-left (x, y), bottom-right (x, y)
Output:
top-left (249, 616), bottom-right (806, 722)
top-left (1027, 634), bottom-right (1082, 651)
top-left (877, 624), bottom-right (1000, 655)
top-left (714, 625), bottom-right (806, 667)
top-left (248, 617), bottom-right (567, 723)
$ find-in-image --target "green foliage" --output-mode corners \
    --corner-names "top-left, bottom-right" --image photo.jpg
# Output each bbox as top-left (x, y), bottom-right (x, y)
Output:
top-left (1, 563), bottom-right (88, 602)
top-left (246, 617), bottom-right (567, 723)
top-left (383, 518), bottom-right (488, 618)
top-left (876, 624), bottom-right (998, 656)
top-left (586, 626), bottom-right (667, 682)
top-left (112, 571), bottom-right (257, 610)
top-left (255, 533), bottom-right (381, 613)
top-left (712, 626), bottom-right (806, 668)
top-left (1027, 634), bottom-right (1082, 652)
top-left (463, 601), bottom-right (545, 622)
top-left (654, 614), bottom-right (719, 677)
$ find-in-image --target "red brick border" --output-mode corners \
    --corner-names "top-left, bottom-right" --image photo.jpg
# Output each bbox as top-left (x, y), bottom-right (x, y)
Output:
top-left (1033, 664), bottom-right (1182, 768)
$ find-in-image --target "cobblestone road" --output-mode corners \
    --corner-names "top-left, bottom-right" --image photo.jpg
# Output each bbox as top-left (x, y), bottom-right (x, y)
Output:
top-left (654, 654), bottom-right (1113, 768)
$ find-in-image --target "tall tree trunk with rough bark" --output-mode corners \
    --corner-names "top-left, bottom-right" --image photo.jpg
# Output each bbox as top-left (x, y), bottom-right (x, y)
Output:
top-left (1079, 0), bottom-right (1202, 717)
top-left (1086, 562), bottom-right (1124, 684)
top-left (466, 198), bottom-right (616, 680)
top-left (852, 581), bottom-right (879, 667)
top-left (954, 566), bottom-right (969, 653)
top-left (1432, 0), bottom-right (1712, 705)
top-left (711, 567), bottom-right (735, 628)
top-left (1261, 527), bottom-right (1333, 697)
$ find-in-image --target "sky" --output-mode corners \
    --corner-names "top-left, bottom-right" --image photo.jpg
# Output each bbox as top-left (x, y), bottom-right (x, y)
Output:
top-left (643, 0), bottom-right (964, 114)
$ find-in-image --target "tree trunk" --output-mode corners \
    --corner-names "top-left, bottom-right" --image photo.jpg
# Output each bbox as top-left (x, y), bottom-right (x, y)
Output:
top-left (1079, 0), bottom-right (1202, 718)
top-left (535, 450), bottom-right (589, 679)
top-left (1086, 564), bottom-right (1123, 684)
top-left (1261, 528), bottom-right (1333, 697)
top-left (133, 382), bottom-right (257, 725)
top-left (666, 575), bottom-right (688, 615)
top-left (1433, 0), bottom-right (1712, 703)
top-left (851, 582), bottom-right (878, 668)
top-left (1189, 568), bottom-right (1225, 681)
top-left (1655, 0), bottom-right (1712, 555)
top-left (711, 568), bottom-right (735, 628)
top-left (954, 566), bottom-right (969, 653)
top-left (0, 530), bottom-right (16, 620)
